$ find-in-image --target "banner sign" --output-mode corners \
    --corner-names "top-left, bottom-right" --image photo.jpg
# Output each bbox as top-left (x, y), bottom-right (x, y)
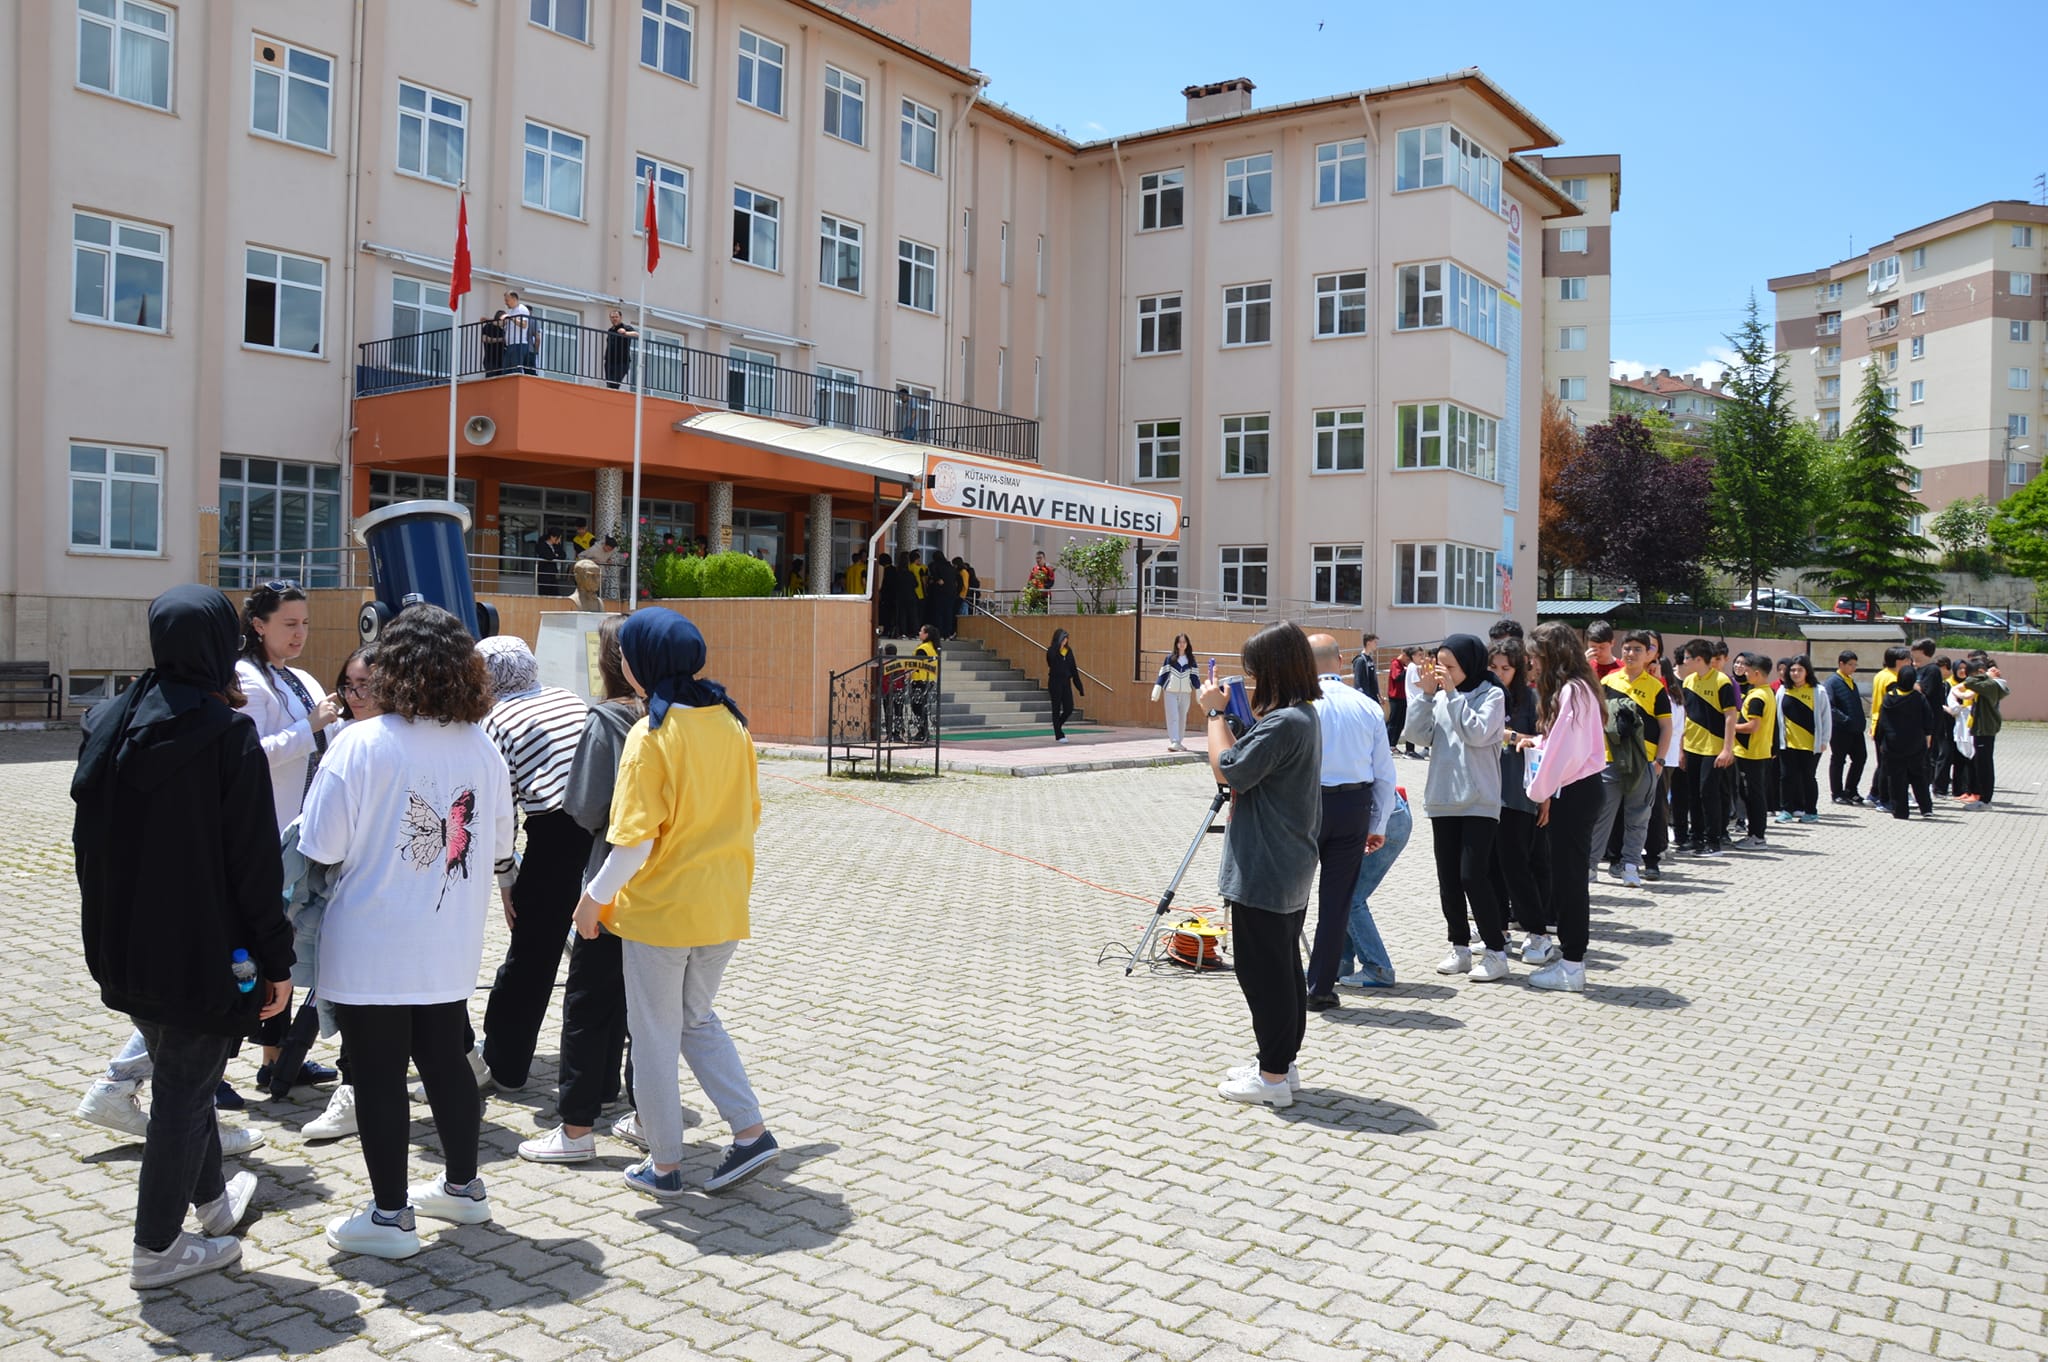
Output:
top-left (921, 455), bottom-right (1182, 542)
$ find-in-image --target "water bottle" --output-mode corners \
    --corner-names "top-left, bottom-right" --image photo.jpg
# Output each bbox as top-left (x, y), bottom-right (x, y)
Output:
top-left (231, 949), bottom-right (257, 994)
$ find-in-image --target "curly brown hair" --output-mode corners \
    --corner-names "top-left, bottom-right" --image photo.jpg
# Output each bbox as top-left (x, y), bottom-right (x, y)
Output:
top-left (370, 605), bottom-right (493, 724)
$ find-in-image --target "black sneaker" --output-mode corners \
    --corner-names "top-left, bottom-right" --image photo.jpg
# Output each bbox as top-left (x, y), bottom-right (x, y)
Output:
top-left (1306, 992), bottom-right (1340, 1012)
top-left (214, 1081), bottom-right (245, 1111)
top-left (1641, 862), bottom-right (1662, 882)
top-left (705, 1131), bottom-right (781, 1192)
top-left (255, 1060), bottom-right (339, 1092)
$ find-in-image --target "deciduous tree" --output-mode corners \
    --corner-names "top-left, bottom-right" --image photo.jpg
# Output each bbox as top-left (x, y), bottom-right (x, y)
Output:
top-left (1988, 479), bottom-right (2048, 583)
top-left (1552, 413), bottom-right (1714, 604)
top-left (1537, 393), bottom-right (1586, 593)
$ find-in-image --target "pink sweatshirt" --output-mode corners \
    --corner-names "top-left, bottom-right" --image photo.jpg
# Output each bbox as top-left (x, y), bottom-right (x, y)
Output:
top-left (1525, 679), bottom-right (1607, 802)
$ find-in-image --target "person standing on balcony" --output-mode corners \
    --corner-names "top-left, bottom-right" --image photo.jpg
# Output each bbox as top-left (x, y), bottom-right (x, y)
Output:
top-left (501, 291), bottom-right (535, 375)
top-left (535, 528), bottom-right (569, 598)
top-left (1045, 629), bottom-right (1084, 743)
top-left (480, 311), bottom-right (507, 377)
top-left (602, 310), bottom-right (638, 390)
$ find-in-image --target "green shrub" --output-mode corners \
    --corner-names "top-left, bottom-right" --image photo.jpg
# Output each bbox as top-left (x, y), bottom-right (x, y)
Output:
top-left (700, 551), bottom-right (777, 598)
top-left (649, 553), bottom-right (702, 599)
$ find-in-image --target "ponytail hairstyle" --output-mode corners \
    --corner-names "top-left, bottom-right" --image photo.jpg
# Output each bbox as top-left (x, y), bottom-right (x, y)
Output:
top-left (239, 579), bottom-right (308, 665)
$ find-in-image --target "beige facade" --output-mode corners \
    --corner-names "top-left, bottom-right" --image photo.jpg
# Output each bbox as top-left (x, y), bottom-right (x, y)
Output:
top-left (4, 0), bottom-right (1616, 696)
top-left (1770, 201), bottom-right (2048, 525)
top-left (1527, 154), bottom-right (1619, 429)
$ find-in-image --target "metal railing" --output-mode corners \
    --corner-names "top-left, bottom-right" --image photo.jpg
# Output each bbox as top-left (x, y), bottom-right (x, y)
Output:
top-left (205, 547), bottom-right (597, 600)
top-left (826, 650), bottom-right (942, 776)
top-left (356, 319), bottom-right (1039, 463)
top-left (972, 584), bottom-right (1364, 630)
top-left (1866, 313), bottom-right (1899, 338)
top-left (965, 601), bottom-right (1116, 693)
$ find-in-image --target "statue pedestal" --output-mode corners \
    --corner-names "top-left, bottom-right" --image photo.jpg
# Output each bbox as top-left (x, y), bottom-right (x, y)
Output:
top-left (536, 611), bottom-right (613, 702)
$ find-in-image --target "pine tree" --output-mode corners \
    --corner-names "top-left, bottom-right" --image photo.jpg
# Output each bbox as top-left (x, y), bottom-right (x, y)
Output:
top-left (1706, 294), bottom-right (1818, 627)
top-left (1807, 361), bottom-right (1941, 615)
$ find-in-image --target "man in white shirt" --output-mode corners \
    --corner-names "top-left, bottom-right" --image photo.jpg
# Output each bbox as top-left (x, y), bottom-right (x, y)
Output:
top-left (1304, 634), bottom-right (1399, 1009)
top-left (501, 291), bottom-right (536, 375)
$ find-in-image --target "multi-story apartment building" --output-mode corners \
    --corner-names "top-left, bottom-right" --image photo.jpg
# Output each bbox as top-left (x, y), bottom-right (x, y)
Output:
top-left (1771, 201), bottom-right (2048, 524)
top-left (1610, 368), bottom-right (1730, 435)
top-left (3, 0), bottom-right (1616, 695)
top-left (1528, 154), bottom-right (1619, 429)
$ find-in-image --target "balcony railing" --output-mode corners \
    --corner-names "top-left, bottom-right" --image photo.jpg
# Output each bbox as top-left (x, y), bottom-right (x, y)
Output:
top-left (356, 319), bottom-right (1039, 463)
top-left (1866, 313), bottom-right (1900, 339)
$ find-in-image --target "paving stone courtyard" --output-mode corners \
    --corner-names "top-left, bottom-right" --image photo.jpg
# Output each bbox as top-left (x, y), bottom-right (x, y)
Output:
top-left (0, 723), bottom-right (2043, 1361)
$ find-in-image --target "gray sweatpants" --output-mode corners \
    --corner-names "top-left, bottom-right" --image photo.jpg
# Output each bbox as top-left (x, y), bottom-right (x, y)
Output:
top-left (621, 938), bottom-right (763, 1166)
top-left (1592, 757), bottom-right (1659, 870)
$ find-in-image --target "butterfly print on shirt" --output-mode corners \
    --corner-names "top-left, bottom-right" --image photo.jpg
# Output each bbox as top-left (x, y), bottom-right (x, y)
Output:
top-left (399, 787), bottom-right (477, 910)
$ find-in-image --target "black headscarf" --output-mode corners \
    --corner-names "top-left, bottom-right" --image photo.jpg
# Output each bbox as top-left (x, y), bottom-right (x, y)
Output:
top-left (1441, 634), bottom-right (1491, 694)
top-left (73, 585), bottom-right (241, 799)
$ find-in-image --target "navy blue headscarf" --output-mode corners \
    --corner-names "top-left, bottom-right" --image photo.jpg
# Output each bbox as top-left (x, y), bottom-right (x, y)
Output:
top-left (618, 609), bottom-right (747, 730)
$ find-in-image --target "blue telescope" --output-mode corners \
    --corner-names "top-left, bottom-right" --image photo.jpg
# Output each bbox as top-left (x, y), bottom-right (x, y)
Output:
top-left (351, 500), bottom-right (500, 643)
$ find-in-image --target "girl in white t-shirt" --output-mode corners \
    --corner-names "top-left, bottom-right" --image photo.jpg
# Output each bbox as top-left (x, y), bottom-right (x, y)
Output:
top-left (299, 605), bottom-right (515, 1262)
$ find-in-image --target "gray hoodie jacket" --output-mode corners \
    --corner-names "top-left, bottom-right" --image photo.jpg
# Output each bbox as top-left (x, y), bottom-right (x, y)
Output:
top-left (1402, 683), bottom-right (1506, 819)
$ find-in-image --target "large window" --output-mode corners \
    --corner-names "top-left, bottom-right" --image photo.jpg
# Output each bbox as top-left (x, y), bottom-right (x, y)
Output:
top-left (729, 345), bottom-right (777, 414)
top-left (819, 214), bottom-right (863, 292)
top-left (1396, 542), bottom-right (1496, 610)
top-left (1314, 271), bottom-right (1367, 337)
top-left (1137, 293), bottom-right (1182, 355)
top-left (634, 156), bottom-right (689, 246)
top-left (1394, 124), bottom-right (1500, 213)
top-left (823, 66), bottom-right (865, 145)
top-left (1316, 139), bottom-right (1367, 205)
top-left (243, 247), bottom-right (324, 354)
top-left (737, 30), bottom-right (785, 114)
top-left (1395, 262), bottom-right (1499, 347)
top-left (1220, 546), bottom-right (1268, 607)
top-left (217, 455), bottom-right (343, 586)
top-left (397, 82), bottom-right (466, 184)
top-left (814, 364), bottom-right (860, 429)
top-left (897, 238), bottom-right (937, 312)
top-left (1221, 413), bottom-right (1270, 477)
top-left (731, 186), bottom-right (780, 269)
top-left (1224, 153), bottom-right (1274, 218)
top-left (522, 120), bottom-right (585, 218)
top-left (1867, 254), bottom-right (1900, 292)
top-left (900, 98), bottom-right (939, 173)
top-left (70, 443), bottom-right (161, 555)
top-left (639, 0), bottom-right (693, 81)
top-left (250, 38), bottom-right (331, 151)
top-left (1140, 169), bottom-right (1184, 231)
top-left (1559, 227), bottom-right (1587, 253)
top-left (1223, 282), bottom-right (1272, 346)
top-left (530, 0), bottom-right (588, 42)
top-left (78, 0), bottom-right (173, 110)
top-left (390, 276), bottom-right (451, 375)
top-left (1143, 547), bottom-right (1180, 606)
top-left (1397, 402), bottom-right (1498, 479)
top-left (532, 304), bottom-right (582, 377)
top-left (1313, 544), bottom-right (1364, 606)
top-left (72, 210), bottom-right (167, 331)
top-left (1313, 408), bottom-right (1366, 473)
top-left (2013, 272), bottom-right (2036, 297)
top-left (1135, 420), bottom-right (1181, 481)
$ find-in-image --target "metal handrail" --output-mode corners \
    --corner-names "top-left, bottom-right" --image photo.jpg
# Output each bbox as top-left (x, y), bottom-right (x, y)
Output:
top-left (965, 601), bottom-right (1115, 692)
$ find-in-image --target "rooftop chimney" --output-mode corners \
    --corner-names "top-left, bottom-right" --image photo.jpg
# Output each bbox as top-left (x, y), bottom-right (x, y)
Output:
top-left (1183, 78), bottom-right (1255, 122)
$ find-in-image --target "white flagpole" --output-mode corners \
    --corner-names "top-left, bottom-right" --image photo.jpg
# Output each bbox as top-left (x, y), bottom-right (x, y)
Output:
top-left (628, 273), bottom-right (646, 612)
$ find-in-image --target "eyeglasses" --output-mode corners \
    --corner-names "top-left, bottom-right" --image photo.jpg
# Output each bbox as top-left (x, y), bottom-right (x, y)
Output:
top-left (340, 679), bottom-right (374, 697)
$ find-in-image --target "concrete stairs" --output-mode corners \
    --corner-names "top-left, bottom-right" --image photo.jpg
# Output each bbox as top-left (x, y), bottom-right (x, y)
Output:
top-left (878, 636), bottom-right (1084, 732)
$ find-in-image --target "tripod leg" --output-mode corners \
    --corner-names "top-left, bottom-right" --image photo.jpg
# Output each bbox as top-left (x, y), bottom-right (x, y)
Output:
top-left (1125, 787), bottom-right (1231, 976)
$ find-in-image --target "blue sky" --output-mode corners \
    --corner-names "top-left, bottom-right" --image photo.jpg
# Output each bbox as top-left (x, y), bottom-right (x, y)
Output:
top-left (974, 0), bottom-right (2045, 383)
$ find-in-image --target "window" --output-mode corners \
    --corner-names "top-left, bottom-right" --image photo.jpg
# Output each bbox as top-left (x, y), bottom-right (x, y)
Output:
top-left (731, 186), bottom-right (780, 269)
top-left (813, 364), bottom-right (860, 429)
top-left (1036, 235), bottom-right (1048, 295)
top-left (70, 443), bottom-right (161, 554)
top-left (1313, 271), bottom-right (1367, 338)
top-left (1396, 402), bottom-right (1497, 479)
top-left (1559, 276), bottom-right (1587, 301)
top-left (1313, 408), bottom-right (1365, 473)
top-left (638, 328), bottom-right (688, 397)
top-left (1821, 411), bottom-right (1841, 438)
top-left (217, 455), bottom-right (343, 587)
top-left (1908, 513), bottom-right (1924, 537)
top-left (522, 120), bottom-right (585, 217)
top-left (72, 210), bottom-right (166, 331)
top-left (67, 672), bottom-right (141, 706)
top-left (1394, 124), bottom-right (1500, 211)
top-left (1220, 546), bottom-right (1268, 607)
top-left (1135, 420), bottom-right (1181, 481)
top-left (397, 82), bottom-right (466, 184)
top-left (1558, 378), bottom-right (1586, 402)
top-left (999, 222), bottom-right (1011, 285)
top-left (1221, 414), bottom-right (1270, 477)
top-left (1868, 254), bottom-right (1900, 292)
top-left (2011, 368), bottom-right (2033, 391)
top-left (1910, 380), bottom-right (1925, 403)
top-left (1821, 376), bottom-right (1841, 399)
top-left (634, 156), bottom-right (689, 246)
top-left (823, 65), bottom-right (864, 145)
top-left (250, 38), bottom-right (331, 151)
top-left (729, 345), bottom-right (776, 413)
top-left (897, 238), bottom-right (937, 312)
top-left (1396, 542), bottom-right (1494, 609)
top-left (1558, 326), bottom-right (1587, 351)
top-left (529, 0), bottom-right (588, 41)
top-left (2012, 461), bottom-right (2029, 487)
top-left (818, 214), bottom-right (861, 292)
top-left (390, 276), bottom-right (452, 375)
top-left (1315, 139), bottom-right (1367, 205)
top-left (2015, 321), bottom-right (2034, 343)
top-left (1882, 386), bottom-right (1899, 412)
top-left (736, 30), bottom-right (785, 114)
top-left (1825, 345), bottom-right (1842, 364)
top-left (1222, 282), bottom-right (1272, 346)
top-left (1884, 347), bottom-right (1899, 374)
top-left (1909, 248), bottom-right (1925, 270)
top-left (900, 98), bottom-right (938, 173)
top-left (1559, 176), bottom-right (1588, 202)
top-left (1911, 291), bottom-right (1926, 314)
top-left (1143, 546), bottom-right (1179, 606)
top-left (532, 304), bottom-right (582, 377)
top-left (1136, 293), bottom-right (1182, 355)
top-left (1224, 153), bottom-right (1274, 218)
top-left (2011, 272), bottom-right (2034, 296)
top-left (1394, 542), bottom-right (1438, 605)
top-left (2017, 226), bottom-right (2036, 248)
top-left (2011, 415), bottom-right (2031, 438)
top-left (1396, 262), bottom-right (1499, 347)
top-left (1139, 169), bottom-right (1183, 230)
top-left (243, 247), bottom-right (323, 354)
top-left (1559, 227), bottom-right (1588, 253)
top-left (1909, 425), bottom-right (1924, 448)
top-left (1910, 336), bottom-right (1924, 359)
top-left (1313, 544), bottom-right (1364, 606)
top-left (78, 0), bottom-right (172, 109)
top-left (639, 0), bottom-right (694, 80)
top-left (960, 208), bottom-right (974, 272)
top-left (1824, 281), bottom-right (1844, 301)
top-left (1819, 312), bottom-right (1842, 335)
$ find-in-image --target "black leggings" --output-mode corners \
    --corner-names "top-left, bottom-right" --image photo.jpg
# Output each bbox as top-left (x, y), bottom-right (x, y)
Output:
top-left (1432, 815), bottom-right (1505, 951)
top-left (1778, 748), bottom-right (1820, 815)
top-left (1545, 773), bottom-right (1604, 964)
top-left (1049, 681), bottom-right (1076, 739)
top-left (556, 928), bottom-right (634, 1128)
top-left (1490, 806), bottom-right (1551, 936)
top-left (334, 1001), bottom-right (479, 1211)
top-left (482, 811), bottom-right (593, 1087)
top-left (1229, 904), bottom-right (1307, 1076)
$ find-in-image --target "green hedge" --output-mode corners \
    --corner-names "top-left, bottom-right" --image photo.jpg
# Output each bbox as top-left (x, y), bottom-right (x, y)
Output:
top-left (649, 553), bottom-right (703, 599)
top-left (701, 551), bottom-right (778, 597)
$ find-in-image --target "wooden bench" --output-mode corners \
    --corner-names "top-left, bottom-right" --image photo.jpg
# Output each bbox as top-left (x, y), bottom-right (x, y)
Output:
top-left (0, 662), bottom-right (60, 720)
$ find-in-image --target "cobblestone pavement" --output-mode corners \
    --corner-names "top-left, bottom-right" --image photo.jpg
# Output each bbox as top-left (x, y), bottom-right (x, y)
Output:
top-left (1, 724), bottom-right (2044, 1361)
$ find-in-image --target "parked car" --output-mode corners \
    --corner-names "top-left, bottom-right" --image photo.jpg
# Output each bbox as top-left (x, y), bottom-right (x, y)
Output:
top-left (1901, 605), bottom-right (2044, 636)
top-left (1833, 597), bottom-right (1883, 622)
top-left (1733, 589), bottom-right (1826, 615)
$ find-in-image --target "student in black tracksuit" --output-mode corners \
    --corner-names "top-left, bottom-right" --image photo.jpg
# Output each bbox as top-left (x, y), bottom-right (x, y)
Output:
top-left (1875, 667), bottom-right (1935, 818)
top-left (1045, 629), bottom-right (1085, 742)
top-left (1824, 650), bottom-right (1866, 804)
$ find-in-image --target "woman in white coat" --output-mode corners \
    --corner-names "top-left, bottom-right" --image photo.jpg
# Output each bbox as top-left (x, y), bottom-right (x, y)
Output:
top-left (1154, 633), bottom-right (1200, 751)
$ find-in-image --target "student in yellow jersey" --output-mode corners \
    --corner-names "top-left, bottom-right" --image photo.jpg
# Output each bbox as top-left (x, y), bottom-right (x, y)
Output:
top-left (1592, 629), bottom-right (1670, 888)
top-left (1675, 639), bottom-right (1739, 857)
top-left (1866, 645), bottom-right (1910, 813)
top-left (1773, 655), bottom-right (1830, 824)
top-left (1729, 654), bottom-right (1777, 849)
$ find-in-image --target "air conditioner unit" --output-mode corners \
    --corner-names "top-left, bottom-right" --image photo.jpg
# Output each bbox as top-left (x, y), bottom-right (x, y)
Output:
top-left (463, 414), bottom-right (496, 446)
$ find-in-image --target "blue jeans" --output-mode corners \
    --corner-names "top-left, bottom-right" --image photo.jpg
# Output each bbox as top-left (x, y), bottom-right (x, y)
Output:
top-left (1340, 793), bottom-right (1411, 986)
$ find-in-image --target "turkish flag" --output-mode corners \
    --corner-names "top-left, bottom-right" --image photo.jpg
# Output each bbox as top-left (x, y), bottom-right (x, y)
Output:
top-left (643, 173), bottom-right (660, 274)
top-left (450, 193), bottom-right (472, 308)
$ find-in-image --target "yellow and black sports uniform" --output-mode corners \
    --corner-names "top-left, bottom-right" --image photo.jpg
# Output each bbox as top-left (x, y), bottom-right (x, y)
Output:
top-left (1776, 682), bottom-right (1826, 818)
top-left (1603, 668), bottom-right (1670, 765)
top-left (1733, 683), bottom-right (1776, 839)
top-left (1676, 668), bottom-right (1737, 853)
top-left (1681, 669), bottom-right (1737, 756)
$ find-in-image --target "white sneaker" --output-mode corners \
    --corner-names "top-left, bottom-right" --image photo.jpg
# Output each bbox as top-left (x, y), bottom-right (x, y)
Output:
top-left (610, 1111), bottom-right (649, 1151)
top-left (1468, 950), bottom-right (1511, 982)
top-left (1435, 946), bottom-right (1472, 975)
top-left (77, 1080), bottom-right (149, 1140)
top-left (324, 1204), bottom-right (420, 1259)
top-left (131, 1231), bottom-right (240, 1288)
top-left (1216, 1070), bottom-right (1293, 1108)
top-left (195, 1171), bottom-right (258, 1236)
top-left (1227, 1061), bottom-right (1302, 1095)
top-left (302, 1085), bottom-right (358, 1140)
top-left (1520, 934), bottom-right (1561, 967)
top-left (1620, 863), bottom-right (1643, 888)
top-left (1528, 960), bottom-right (1586, 993)
top-left (408, 1177), bottom-right (492, 1225)
top-left (217, 1122), bottom-right (265, 1157)
top-left (518, 1125), bottom-right (596, 1164)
